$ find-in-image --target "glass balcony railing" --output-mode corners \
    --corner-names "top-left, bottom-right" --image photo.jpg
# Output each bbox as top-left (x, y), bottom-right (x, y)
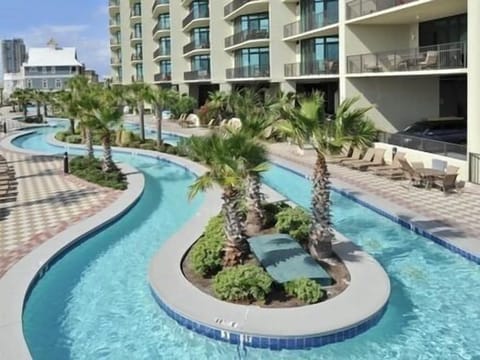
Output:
top-left (152, 0), bottom-right (169, 11)
top-left (110, 38), bottom-right (121, 46)
top-left (182, 7), bottom-right (209, 28)
top-left (110, 57), bottom-right (122, 65)
top-left (226, 64), bottom-right (270, 79)
top-left (225, 28), bottom-right (269, 48)
top-left (109, 0), bottom-right (120, 7)
top-left (154, 72), bottom-right (172, 82)
top-left (183, 40), bottom-right (210, 54)
top-left (284, 12), bottom-right (338, 38)
top-left (346, 0), bottom-right (419, 20)
top-left (131, 75), bottom-right (144, 83)
top-left (130, 9), bottom-right (142, 17)
top-left (224, 0), bottom-right (256, 17)
top-left (109, 19), bottom-right (120, 27)
top-left (153, 47), bottom-right (171, 58)
top-left (131, 54), bottom-right (143, 61)
top-left (184, 69), bottom-right (210, 81)
top-left (284, 60), bottom-right (339, 77)
top-left (152, 23), bottom-right (170, 35)
top-left (130, 32), bottom-right (142, 40)
top-left (347, 41), bottom-right (467, 74)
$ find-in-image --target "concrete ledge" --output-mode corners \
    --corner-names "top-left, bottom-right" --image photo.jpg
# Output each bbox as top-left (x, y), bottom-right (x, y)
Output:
top-left (148, 166), bottom-right (390, 349)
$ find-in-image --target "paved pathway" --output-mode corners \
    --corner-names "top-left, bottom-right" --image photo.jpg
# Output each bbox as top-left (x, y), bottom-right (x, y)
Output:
top-left (0, 134), bottom-right (121, 277)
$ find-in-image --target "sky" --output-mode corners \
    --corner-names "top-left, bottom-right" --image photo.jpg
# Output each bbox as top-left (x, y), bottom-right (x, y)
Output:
top-left (0, 0), bottom-right (110, 80)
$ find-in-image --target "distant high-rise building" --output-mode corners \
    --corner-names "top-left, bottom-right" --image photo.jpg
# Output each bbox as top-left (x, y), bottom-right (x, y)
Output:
top-left (1, 38), bottom-right (26, 73)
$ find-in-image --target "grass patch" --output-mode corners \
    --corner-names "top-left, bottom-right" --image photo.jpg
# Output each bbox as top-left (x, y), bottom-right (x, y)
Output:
top-left (70, 156), bottom-right (127, 190)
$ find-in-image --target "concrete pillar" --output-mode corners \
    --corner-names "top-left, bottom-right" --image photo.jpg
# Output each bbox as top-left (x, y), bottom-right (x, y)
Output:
top-left (219, 83), bottom-right (232, 93)
top-left (178, 84), bottom-right (189, 95)
top-left (338, 0), bottom-right (347, 102)
top-left (467, 0), bottom-right (480, 181)
top-left (280, 81), bottom-right (296, 95)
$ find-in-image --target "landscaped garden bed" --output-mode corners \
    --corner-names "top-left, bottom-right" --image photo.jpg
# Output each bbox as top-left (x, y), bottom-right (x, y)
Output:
top-left (70, 156), bottom-right (127, 190)
top-left (182, 204), bottom-right (350, 308)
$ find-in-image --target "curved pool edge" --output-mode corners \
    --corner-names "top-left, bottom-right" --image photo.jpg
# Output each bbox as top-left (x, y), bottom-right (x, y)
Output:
top-left (0, 130), bottom-right (204, 360)
top-left (269, 155), bottom-right (480, 264)
top-left (148, 183), bottom-right (390, 350)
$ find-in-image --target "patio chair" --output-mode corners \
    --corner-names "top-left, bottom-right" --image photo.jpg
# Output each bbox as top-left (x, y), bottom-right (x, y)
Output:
top-left (350, 148), bottom-right (386, 170)
top-left (419, 51), bottom-right (438, 69)
top-left (399, 158), bottom-right (424, 186)
top-left (433, 173), bottom-right (458, 193)
top-left (327, 147), bottom-right (362, 164)
top-left (342, 148), bottom-right (375, 166)
top-left (388, 54), bottom-right (407, 71)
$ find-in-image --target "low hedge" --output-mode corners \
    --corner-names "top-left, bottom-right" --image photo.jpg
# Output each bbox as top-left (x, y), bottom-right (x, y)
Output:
top-left (70, 156), bottom-right (127, 190)
top-left (213, 264), bottom-right (273, 303)
top-left (284, 278), bottom-right (324, 304)
top-left (189, 215), bottom-right (225, 276)
top-left (275, 207), bottom-right (311, 246)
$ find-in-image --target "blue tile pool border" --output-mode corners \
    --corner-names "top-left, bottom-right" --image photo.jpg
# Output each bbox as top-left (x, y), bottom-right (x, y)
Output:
top-left (150, 286), bottom-right (388, 351)
top-left (271, 161), bottom-right (480, 264)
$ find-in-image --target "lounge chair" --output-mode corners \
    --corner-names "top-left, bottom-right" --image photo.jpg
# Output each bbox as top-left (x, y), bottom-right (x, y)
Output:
top-left (399, 158), bottom-right (424, 186)
top-left (419, 51), bottom-right (438, 69)
top-left (372, 152), bottom-right (405, 172)
top-left (350, 148), bottom-right (386, 170)
top-left (433, 173), bottom-right (458, 193)
top-left (327, 147), bottom-right (362, 164)
top-left (341, 148), bottom-right (375, 166)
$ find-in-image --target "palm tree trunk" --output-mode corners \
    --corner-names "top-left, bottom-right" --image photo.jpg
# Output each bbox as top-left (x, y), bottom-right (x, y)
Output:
top-left (36, 101), bottom-right (41, 119)
top-left (43, 104), bottom-right (48, 117)
top-left (23, 103), bottom-right (28, 119)
top-left (139, 102), bottom-right (145, 142)
top-left (156, 107), bottom-right (163, 147)
top-left (86, 128), bottom-right (94, 158)
top-left (245, 173), bottom-right (265, 236)
top-left (308, 152), bottom-right (334, 260)
top-left (222, 187), bottom-right (248, 266)
top-left (69, 118), bottom-right (75, 134)
top-left (102, 133), bottom-right (115, 172)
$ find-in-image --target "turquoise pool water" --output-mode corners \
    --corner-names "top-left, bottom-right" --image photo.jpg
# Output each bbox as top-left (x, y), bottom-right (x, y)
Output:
top-left (16, 125), bottom-right (480, 359)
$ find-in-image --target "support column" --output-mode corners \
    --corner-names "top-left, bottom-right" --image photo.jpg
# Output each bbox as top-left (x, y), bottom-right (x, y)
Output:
top-left (219, 83), bottom-right (232, 94)
top-left (338, 0), bottom-right (347, 103)
top-left (467, 0), bottom-right (480, 182)
top-left (280, 81), bottom-right (296, 95)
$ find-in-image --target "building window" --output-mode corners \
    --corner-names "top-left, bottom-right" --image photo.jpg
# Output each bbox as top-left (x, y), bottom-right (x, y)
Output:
top-left (55, 79), bottom-right (62, 89)
top-left (51, 67), bottom-right (56, 74)
top-left (42, 67), bottom-right (47, 74)
top-left (42, 80), bottom-right (48, 89)
top-left (26, 80), bottom-right (32, 88)
top-left (191, 55), bottom-right (210, 72)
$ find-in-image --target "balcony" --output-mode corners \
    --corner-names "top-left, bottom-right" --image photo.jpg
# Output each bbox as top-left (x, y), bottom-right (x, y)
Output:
top-left (284, 12), bottom-right (338, 40)
top-left (110, 57), bottom-right (122, 66)
top-left (130, 32), bottom-right (142, 43)
top-left (154, 72), bottom-right (172, 82)
top-left (131, 75), bottom-right (144, 83)
top-left (109, 19), bottom-right (121, 32)
top-left (152, 23), bottom-right (170, 39)
top-left (226, 64), bottom-right (270, 80)
top-left (153, 47), bottom-right (171, 60)
top-left (112, 75), bottom-right (123, 84)
top-left (183, 40), bottom-right (210, 56)
top-left (130, 9), bottom-right (142, 24)
top-left (224, 0), bottom-right (269, 21)
top-left (131, 54), bottom-right (143, 63)
top-left (346, 0), bottom-right (418, 20)
top-left (225, 28), bottom-right (269, 50)
top-left (285, 60), bottom-right (339, 78)
top-left (152, 0), bottom-right (169, 17)
top-left (182, 8), bottom-right (209, 31)
top-left (347, 42), bottom-right (467, 75)
top-left (109, 0), bottom-right (120, 14)
top-left (184, 69), bottom-right (210, 81)
top-left (110, 38), bottom-right (121, 48)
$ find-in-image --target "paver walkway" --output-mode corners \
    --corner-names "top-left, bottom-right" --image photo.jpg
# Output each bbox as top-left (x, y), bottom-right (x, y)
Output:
top-left (0, 136), bottom-right (121, 277)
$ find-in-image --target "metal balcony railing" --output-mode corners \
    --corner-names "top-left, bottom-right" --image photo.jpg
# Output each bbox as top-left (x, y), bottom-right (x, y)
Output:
top-left (182, 7), bottom-right (209, 28)
top-left (152, 0), bottom-right (169, 11)
top-left (284, 11), bottom-right (338, 38)
top-left (346, 0), bottom-right (420, 20)
top-left (130, 8), bottom-right (142, 17)
top-left (183, 40), bottom-right (210, 54)
top-left (224, 0), bottom-right (255, 17)
top-left (110, 38), bottom-right (121, 46)
top-left (152, 23), bottom-right (170, 35)
top-left (184, 69), bottom-right (210, 80)
top-left (225, 28), bottom-right (269, 48)
top-left (226, 64), bottom-right (270, 79)
top-left (131, 75), bottom-right (144, 83)
top-left (110, 57), bottom-right (122, 65)
top-left (347, 41), bottom-right (467, 74)
top-left (109, 19), bottom-right (120, 27)
top-left (130, 32), bottom-right (143, 40)
top-left (131, 54), bottom-right (143, 61)
top-left (153, 47), bottom-right (170, 58)
top-left (378, 131), bottom-right (467, 161)
top-left (284, 60), bottom-right (339, 77)
top-left (154, 72), bottom-right (172, 82)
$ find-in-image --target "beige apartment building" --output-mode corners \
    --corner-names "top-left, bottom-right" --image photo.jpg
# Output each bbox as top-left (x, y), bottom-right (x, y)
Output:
top-left (109, 0), bottom-right (480, 183)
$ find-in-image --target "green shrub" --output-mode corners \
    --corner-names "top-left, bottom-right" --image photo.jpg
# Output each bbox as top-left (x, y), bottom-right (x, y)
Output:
top-left (263, 201), bottom-right (290, 228)
top-left (275, 207), bottom-right (311, 245)
top-left (284, 278), bottom-right (324, 304)
top-left (55, 131), bottom-right (68, 142)
top-left (189, 215), bottom-right (225, 276)
top-left (70, 156), bottom-right (127, 190)
top-left (65, 134), bottom-right (83, 144)
top-left (213, 265), bottom-right (273, 302)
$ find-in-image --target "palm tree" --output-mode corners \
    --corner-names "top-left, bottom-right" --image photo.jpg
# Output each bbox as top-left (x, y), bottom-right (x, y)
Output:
top-left (127, 83), bottom-right (151, 142)
top-left (207, 90), bottom-right (230, 124)
top-left (91, 94), bottom-right (123, 172)
top-left (279, 93), bottom-right (376, 260)
top-left (31, 90), bottom-right (43, 121)
top-left (188, 134), bottom-right (268, 265)
top-left (11, 89), bottom-right (31, 119)
top-left (146, 87), bottom-right (176, 146)
top-left (56, 90), bottom-right (79, 134)
top-left (77, 83), bottom-right (103, 158)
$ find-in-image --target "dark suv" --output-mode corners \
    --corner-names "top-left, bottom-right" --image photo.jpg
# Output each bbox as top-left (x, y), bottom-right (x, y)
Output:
top-left (397, 120), bottom-right (466, 144)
